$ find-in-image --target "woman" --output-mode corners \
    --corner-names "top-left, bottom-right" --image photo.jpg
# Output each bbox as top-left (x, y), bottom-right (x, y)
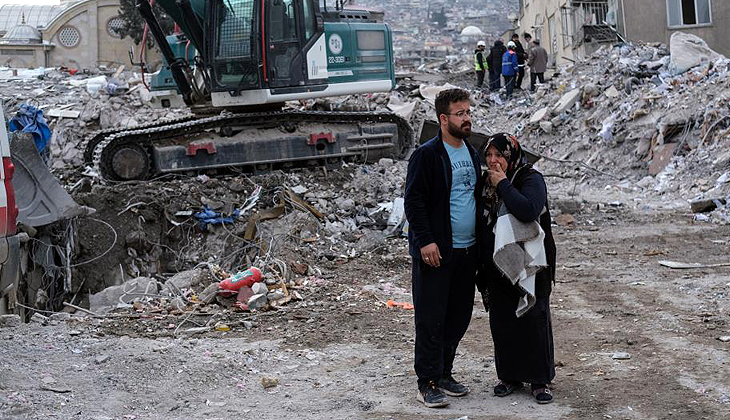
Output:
top-left (476, 133), bottom-right (557, 404)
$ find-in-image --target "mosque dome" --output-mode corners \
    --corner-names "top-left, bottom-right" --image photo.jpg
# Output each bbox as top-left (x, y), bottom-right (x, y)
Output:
top-left (1, 16), bottom-right (42, 44)
top-left (460, 26), bottom-right (484, 37)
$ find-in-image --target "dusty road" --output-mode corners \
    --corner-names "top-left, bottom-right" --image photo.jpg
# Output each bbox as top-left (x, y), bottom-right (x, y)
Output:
top-left (2, 207), bottom-right (729, 420)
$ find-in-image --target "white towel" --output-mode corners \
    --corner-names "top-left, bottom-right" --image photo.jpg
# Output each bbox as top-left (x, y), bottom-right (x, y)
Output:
top-left (492, 205), bottom-right (548, 317)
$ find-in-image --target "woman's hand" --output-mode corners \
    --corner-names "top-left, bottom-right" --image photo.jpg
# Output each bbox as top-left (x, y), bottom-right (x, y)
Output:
top-left (487, 165), bottom-right (507, 186)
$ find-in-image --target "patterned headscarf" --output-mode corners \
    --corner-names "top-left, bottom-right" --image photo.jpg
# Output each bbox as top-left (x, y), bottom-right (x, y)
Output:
top-left (481, 133), bottom-right (530, 224)
top-left (481, 132), bottom-right (525, 177)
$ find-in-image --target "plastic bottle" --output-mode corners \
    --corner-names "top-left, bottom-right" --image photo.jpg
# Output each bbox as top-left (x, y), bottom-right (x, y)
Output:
top-left (219, 267), bottom-right (262, 291)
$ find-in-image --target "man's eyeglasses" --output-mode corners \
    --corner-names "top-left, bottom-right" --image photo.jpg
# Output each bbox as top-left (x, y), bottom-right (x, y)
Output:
top-left (445, 110), bottom-right (471, 118)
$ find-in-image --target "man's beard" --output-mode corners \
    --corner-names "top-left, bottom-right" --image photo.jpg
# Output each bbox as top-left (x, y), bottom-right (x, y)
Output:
top-left (447, 119), bottom-right (471, 139)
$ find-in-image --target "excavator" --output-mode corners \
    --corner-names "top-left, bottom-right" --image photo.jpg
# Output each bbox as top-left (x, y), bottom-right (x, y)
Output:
top-left (83, 0), bottom-right (413, 181)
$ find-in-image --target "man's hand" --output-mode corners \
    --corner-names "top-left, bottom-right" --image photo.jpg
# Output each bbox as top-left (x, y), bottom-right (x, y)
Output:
top-left (420, 243), bottom-right (441, 268)
top-left (487, 166), bottom-right (507, 186)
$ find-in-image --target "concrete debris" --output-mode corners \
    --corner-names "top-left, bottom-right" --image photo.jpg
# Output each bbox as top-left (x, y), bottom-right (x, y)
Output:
top-left (0, 314), bottom-right (21, 328)
top-left (529, 107), bottom-right (549, 125)
top-left (669, 32), bottom-right (724, 75)
top-left (89, 277), bottom-right (158, 314)
top-left (539, 121), bottom-right (553, 134)
top-left (552, 88), bottom-right (582, 115)
top-left (247, 294), bottom-right (268, 310)
top-left (690, 198), bottom-right (726, 213)
top-left (604, 85), bottom-right (620, 99)
top-left (251, 282), bottom-right (269, 295)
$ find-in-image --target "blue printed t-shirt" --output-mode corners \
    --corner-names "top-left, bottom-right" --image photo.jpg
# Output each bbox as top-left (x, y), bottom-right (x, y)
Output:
top-left (444, 141), bottom-right (476, 248)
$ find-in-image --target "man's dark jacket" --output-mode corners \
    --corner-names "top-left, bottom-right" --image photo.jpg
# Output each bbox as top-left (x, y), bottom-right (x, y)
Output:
top-left (513, 39), bottom-right (527, 64)
top-left (486, 40), bottom-right (507, 73)
top-left (404, 131), bottom-right (483, 264)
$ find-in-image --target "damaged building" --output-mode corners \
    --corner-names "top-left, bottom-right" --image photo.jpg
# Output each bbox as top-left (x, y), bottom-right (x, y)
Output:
top-left (517, 0), bottom-right (728, 68)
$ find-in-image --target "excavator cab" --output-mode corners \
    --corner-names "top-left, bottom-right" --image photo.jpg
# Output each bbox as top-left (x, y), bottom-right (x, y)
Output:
top-left (207, 0), bottom-right (334, 106)
top-left (145, 0), bottom-right (394, 107)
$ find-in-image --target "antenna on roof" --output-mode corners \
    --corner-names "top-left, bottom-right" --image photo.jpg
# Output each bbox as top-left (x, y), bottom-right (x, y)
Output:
top-left (21, 12), bottom-right (26, 25)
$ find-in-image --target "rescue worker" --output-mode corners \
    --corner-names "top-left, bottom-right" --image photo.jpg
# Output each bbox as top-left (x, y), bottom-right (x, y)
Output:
top-left (474, 41), bottom-right (487, 89)
top-left (502, 41), bottom-right (519, 99)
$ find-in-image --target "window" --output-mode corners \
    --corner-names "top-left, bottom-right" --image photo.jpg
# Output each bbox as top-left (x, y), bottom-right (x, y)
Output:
top-left (213, 0), bottom-right (258, 88)
top-left (269, 0), bottom-right (298, 42)
top-left (57, 26), bottom-right (80, 48)
top-left (302, 0), bottom-right (317, 40)
top-left (217, 0), bottom-right (255, 58)
top-left (667, 0), bottom-right (711, 26)
top-left (560, 7), bottom-right (572, 47)
top-left (107, 17), bottom-right (124, 38)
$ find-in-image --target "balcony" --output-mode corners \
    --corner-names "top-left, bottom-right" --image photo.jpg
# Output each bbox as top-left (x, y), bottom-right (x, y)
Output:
top-left (571, 1), bottom-right (617, 46)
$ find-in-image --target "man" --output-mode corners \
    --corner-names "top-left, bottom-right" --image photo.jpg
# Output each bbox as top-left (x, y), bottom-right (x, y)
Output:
top-left (502, 42), bottom-right (519, 98)
top-left (404, 88), bottom-right (481, 408)
top-left (523, 33), bottom-right (533, 54)
top-left (528, 39), bottom-right (548, 92)
top-left (486, 39), bottom-right (506, 91)
top-left (474, 41), bottom-right (487, 89)
top-left (511, 33), bottom-right (527, 90)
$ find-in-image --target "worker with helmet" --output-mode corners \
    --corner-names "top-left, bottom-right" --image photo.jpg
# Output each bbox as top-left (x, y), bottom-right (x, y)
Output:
top-left (502, 41), bottom-right (519, 98)
top-left (474, 41), bottom-right (487, 88)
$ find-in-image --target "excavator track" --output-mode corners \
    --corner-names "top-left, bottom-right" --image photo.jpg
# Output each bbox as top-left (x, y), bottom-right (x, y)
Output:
top-left (89, 110), bottom-right (413, 181)
top-left (81, 114), bottom-right (198, 164)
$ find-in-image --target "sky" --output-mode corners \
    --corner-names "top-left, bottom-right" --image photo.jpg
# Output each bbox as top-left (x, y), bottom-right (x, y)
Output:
top-left (0, 0), bottom-right (61, 4)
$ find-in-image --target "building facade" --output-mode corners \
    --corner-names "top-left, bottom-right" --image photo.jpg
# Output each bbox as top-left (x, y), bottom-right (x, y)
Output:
top-left (0, 0), bottom-right (151, 70)
top-left (518, 0), bottom-right (728, 68)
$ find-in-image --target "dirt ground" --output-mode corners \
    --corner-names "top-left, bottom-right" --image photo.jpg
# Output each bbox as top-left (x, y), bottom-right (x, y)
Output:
top-left (2, 188), bottom-right (730, 420)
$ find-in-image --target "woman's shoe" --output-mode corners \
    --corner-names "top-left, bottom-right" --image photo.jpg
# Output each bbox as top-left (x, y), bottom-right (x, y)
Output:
top-left (531, 386), bottom-right (553, 404)
top-left (493, 381), bottom-right (522, 397)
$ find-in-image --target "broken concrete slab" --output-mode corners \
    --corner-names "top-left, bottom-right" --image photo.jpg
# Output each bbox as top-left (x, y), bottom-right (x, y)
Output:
top-left (251, 282), bottom-right (268, 295)
top-left (90, 277), bottom-right (158, 314)
top-left (604, 85), bottom-right (620, 98)
top-left (248, 293), bottom-right (268, 310)
top-left (529, 107), bottom-right (549, 125)
top-left (160, 268), bottom-right (206, 295)
top-left (539, 121), bottom-right (554, 133)
top-left (668, 32), bottom-right (723, 75)
top-left (47, 109), bottom-right (81, 119)
top-left (552, 88), bottom-right (581, 115)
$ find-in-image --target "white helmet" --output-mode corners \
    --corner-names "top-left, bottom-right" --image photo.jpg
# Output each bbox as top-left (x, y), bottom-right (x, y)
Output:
top-left (507, 41), bottom-right (517, 49)
top-left (477, 41), bottom-right (486, 47)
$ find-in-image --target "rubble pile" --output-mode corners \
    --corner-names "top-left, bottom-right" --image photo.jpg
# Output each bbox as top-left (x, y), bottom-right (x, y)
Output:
top-left (511, 38), bottom-right (730, 221)
top-left (0, 66), bottom-right (190, 170)
top-left (67, 158), bottom-right (408, 314)
top-left (401, 34), bottom-right (730, 221)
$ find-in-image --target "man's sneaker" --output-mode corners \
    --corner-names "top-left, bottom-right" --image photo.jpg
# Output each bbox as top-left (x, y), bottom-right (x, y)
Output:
top-left (437, 375), bottom-right (469, 397)
top-left (417, 381), bottom-right (449, 408)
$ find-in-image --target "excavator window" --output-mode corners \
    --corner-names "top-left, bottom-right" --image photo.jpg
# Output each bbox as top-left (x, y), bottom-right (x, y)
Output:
top-left (213, 0), bottom-right (258, 88)
top-left (302, 0), bottom-right (317, 40)
top-left (268, 0), bottom-right (297, 43)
